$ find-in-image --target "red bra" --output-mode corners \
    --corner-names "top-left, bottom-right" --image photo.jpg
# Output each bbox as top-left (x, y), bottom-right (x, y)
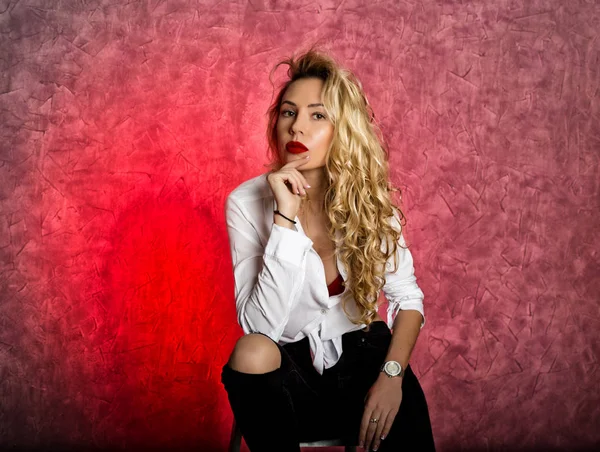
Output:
top-left (327, 273), bottom-right (345, 296)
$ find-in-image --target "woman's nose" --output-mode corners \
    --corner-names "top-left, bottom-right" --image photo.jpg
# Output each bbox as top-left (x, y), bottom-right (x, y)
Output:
top-left (290, 114), bottom-right (307, 135)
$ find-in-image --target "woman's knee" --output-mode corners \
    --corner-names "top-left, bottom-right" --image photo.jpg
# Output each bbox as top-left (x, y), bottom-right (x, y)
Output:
top-left (227, 333), bottom-right (282, 374)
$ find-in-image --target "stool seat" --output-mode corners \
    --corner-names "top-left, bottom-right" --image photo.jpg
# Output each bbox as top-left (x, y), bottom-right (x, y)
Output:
top-left (228, 418), bottom-right (357, 451)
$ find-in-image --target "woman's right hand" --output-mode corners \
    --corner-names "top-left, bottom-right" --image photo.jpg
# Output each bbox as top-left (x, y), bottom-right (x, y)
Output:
top-left (267, 156), bottom-right (311, 218)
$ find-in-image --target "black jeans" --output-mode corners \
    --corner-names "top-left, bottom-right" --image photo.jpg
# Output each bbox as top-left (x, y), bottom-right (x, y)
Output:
top-left (221, 320), bottom-right (435, 451)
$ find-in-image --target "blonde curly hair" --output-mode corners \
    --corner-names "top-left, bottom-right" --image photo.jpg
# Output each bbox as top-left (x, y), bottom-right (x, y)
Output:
top-left (264, 45), bottom-right (408, 330)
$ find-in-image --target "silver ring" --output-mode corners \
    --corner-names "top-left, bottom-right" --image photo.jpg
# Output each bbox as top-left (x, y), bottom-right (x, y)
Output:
top-left (369, 418), bottom-right (378, 423)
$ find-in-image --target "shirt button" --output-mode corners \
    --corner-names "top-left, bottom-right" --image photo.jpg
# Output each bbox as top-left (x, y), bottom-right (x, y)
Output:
top-left (320, 308), bottom-right (328, 314)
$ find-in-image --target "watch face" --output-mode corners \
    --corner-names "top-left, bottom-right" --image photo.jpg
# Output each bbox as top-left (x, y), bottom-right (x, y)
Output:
top-left (384, 361), bottom-right (401, 376)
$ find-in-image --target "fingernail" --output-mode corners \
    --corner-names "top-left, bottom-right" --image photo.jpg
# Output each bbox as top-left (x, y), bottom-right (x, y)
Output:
top-left (306, 155), bottom-right (310, 158)
top-left (373, 447), bottom-right (378, 451)
top-left (305, 184), bottom-right (311, 188)
top-left (380, 434), bottom-right (386, 440)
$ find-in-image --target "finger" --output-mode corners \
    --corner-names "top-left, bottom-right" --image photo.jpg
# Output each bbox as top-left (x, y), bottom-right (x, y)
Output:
top-left (378, 409), bottom-right (396, 445)
top-left (280, 175), bottom-right (296, 194)
top-left (367, 413), bottom-right (385, 450)
top-left (288, 172), bottom-right (308, 194)
top-left (361, 406), bottom-right (379, 450)
top-left (371, 411), bottom-right (393, 451)
top-left (291, 168), bottom-right (311, 189)
top-left (366, 413), bottom-right (381, 451)
top-left (289, 174), bottom-right (306, 195)
top-left (280, 162), bottom-right (310, 190)
top-left (286, 155), bottom-right (310, 168)
top-left (358, 408), bottom-right (371, 448)
top-left (282, 173), bottom-right (303, 195)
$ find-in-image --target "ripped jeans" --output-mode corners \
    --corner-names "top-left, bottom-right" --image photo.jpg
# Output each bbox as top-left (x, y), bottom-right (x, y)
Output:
top-left (221, 320), bottom-right (435, 452)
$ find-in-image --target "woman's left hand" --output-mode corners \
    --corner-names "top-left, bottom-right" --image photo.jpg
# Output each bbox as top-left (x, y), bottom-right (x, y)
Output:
top-left (358, 373), bottom-right (403, 451)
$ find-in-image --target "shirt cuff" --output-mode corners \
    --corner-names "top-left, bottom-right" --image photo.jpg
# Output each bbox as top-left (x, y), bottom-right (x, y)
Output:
top-left (264, 223), bottom-right (314, 267)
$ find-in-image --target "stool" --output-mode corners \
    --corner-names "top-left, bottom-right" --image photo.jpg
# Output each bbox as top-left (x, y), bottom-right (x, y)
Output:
top-left (228, 418), bottom-right (357, 451)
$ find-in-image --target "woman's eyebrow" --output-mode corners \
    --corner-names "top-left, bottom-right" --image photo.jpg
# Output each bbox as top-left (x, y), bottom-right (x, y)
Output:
top-left (281, 100), bottom-right (324, 108)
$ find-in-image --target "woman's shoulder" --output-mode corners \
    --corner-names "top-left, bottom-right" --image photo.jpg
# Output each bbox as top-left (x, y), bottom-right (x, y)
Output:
top-left (226, 172), bottom-right (273, 210)
top-left (228, 172), bottom-right (270, 200)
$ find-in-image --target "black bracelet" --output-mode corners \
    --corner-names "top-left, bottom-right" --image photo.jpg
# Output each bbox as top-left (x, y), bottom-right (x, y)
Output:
top-left (274, 210), bottom-right (296, 224)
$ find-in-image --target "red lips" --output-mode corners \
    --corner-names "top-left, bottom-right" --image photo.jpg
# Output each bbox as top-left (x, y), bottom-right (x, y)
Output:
top-left (286, 141), bottom-right (309, 154)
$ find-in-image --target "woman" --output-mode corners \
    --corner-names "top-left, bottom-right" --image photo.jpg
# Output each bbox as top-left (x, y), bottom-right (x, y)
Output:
top-left (221, 47), bottom-right (435, 452)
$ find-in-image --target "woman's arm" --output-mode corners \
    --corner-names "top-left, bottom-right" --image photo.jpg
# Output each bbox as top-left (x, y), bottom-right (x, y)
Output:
top-left (384, 310), bottom-right (423, 371)
top-left (381, 211), bottom-right (426, 367)
top-left (225, 194), bottom-right (313, 341)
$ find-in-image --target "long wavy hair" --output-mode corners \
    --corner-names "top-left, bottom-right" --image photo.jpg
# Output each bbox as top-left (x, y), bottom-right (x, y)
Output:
top-left (264, 45), bottom-right (409, 330)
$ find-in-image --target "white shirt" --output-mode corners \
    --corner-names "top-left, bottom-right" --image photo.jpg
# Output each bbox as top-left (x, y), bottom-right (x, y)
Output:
top-left (225, 172), bottom-right (425, 375)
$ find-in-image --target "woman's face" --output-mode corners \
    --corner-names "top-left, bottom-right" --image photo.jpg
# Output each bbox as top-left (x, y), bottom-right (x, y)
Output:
top-left (276, 77), bottom-right (334, 169)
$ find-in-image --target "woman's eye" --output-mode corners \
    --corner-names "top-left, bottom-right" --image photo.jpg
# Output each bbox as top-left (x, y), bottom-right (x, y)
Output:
top-left (280, 110), bottom-right (326, 120)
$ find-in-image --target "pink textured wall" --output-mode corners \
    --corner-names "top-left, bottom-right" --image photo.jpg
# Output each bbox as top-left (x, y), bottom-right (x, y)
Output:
top-left (1, 0), bottom-right (598, 451)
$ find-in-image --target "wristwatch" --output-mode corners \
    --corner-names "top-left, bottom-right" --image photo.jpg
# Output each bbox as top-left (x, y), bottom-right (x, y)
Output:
top-left (380, 360), bottom-right (404, 378)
